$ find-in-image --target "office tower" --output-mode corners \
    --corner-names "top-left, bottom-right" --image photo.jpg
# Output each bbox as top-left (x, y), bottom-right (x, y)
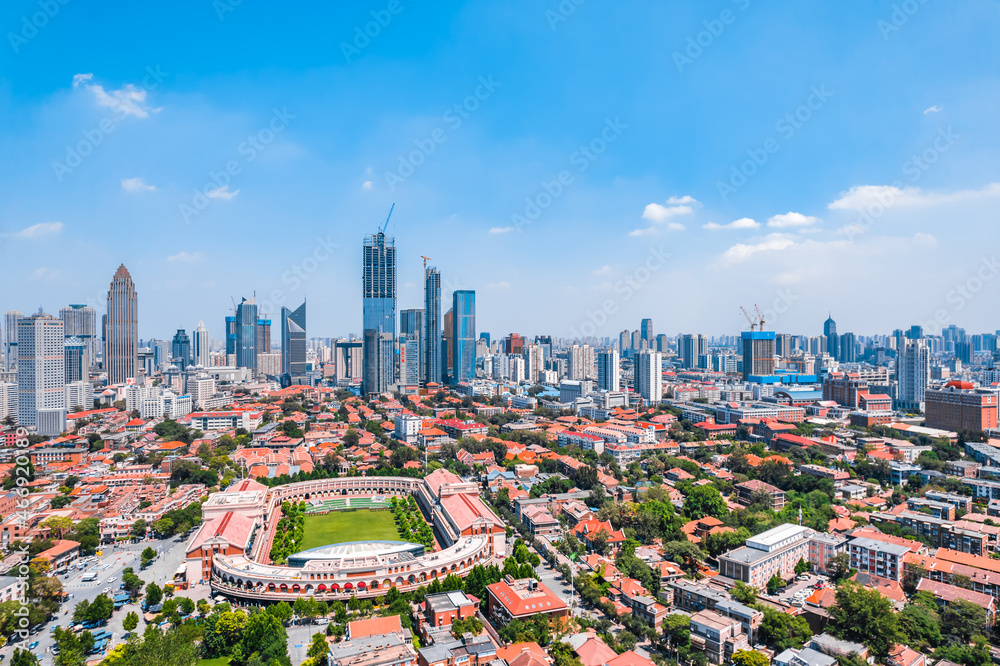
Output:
top-left (400, 308), bottom-right (425, 386)
top-left (225, 315), bottom-right (237, 355)
top-left (568, 344), bottom-right (595, 380)
top-left (363, 231), bottom-right (397, 393)
top-left (618, 330), bottom-right (630, 354)
top-left (281, 301), bottom-right (307, 382)
top-left (335, 340), bottom-right (363, 383)
top-left (256, 317), bottom-right (271, 357)
top-left (741, 331), bottom-right (776, 380)
top-left (823, 314), bottom-right (839, 362)
top-left (105, 264), bottom-right (138, 385)
top-left (955, 341), bottom-right (973, 365)
top-left (18, 312), bottom-right (66, 435)
top-left (234, 297), bottom-right (257, 370)
top-left (0, 382), bottom-right (16, 421)
top-left (171, 329), bottom-right (192, 370)
top-left (442, 308), bottom-right (454, 379)
top-left (503, 333), bottom-right (524, 355)
top-left (776, 333), bottom-right (792, 359)
top-left (4, 310), bottom-right (24, 371)
top-left (523, 344), bottom-right (544, 383)
top-left (423, 267), bottom-right (441, 385)
top-left (193, 321), bottom-right (210, 367)
top-left (897, 339), bottom-right (930, 411)
top-left (64, 381), bottom-right (93, 413)
top-left (907, 325), bottom-right (923, 340)
top-left (362, 329), bottom-right (394, 394)
top-left (641, 318), bottom-right (654, 344)
top-left (631, 329), bottom-right (642, 351)
top-left (151, 339), bottom-right (170, 370)
top-left (535, 335), bottom-right (553, 360)
top-left (597, 348), bottom-right (620, 391)
top-left (451, 291), bottom-right (476, 384)
top-left (680, 334), bottom-right (708, 369)
top-left (480, 332), bottom-right (491, 348)
top-left (839, 332), bottom-right (857, 363)
top-left (64, 338), bottom-right (87, 383)
top-left (635, 350), bottom-right (663, 403)
top-left (655, 334), bottom-right (669, 353)
top-left (59, 304), bottom-right (97, 367)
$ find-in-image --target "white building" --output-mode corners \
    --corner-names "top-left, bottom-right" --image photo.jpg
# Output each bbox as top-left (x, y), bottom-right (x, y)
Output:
top-left (18, 313), bottom-right (66, 436)
top-left (635, 349), bottom-right (663, 404)
top-left (187, 374), bottom-right (217, 409)
top-left (193, 321), bottom-right (211, 367)
top-left (568, 344), bottom-right (595, 380)
top-left (140, 390), bottom-right (193, 419)
top-left (597, 348), bottom-right (620, 391)
top-left (0, 382), bottom-right (17, 421)
top-left (394, 413), bottom-right (423, 443)
top-left (64, 381), bottom-right (94, 412)
top-left (522, 344), bottom-right (544, 383)
top-left (896, 338), bottom-right (929, 411)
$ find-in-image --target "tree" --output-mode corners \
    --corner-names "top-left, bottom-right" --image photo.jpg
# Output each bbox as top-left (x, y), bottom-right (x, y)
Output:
top-left (123, 611), bottom-right (139, 632)
top-left (41, 516), bottom-right (73, 539)
top-left (704, 527), bottom-right (750, 558)
top-left (829, 581), bottom-right (901, 658)
top-left (827, 552), bottom-right (851, 581)
top-left (267, 601), bottom-right (293, 625)
top-left (766, 574), bottom-right (784, 595)
top-left (11, 649), bottom-right (39, 666)
top-left (131, 520), bottom-right (148, 538)
top-left (683, 485), bottom-right (727, 520)
top-left (942, 599), bottom-right (987, 642)
top-left (145, 582), bottom-right (163, 607)
top-left (899, 602), bottom-right (941, 650)
top-left (141, 546), bottom-right (157, 567)
top-left (305, 632), bottom-right (329, 666)
top-left (731, 581), bottom-right (757, 605)
top-left (759, 607), bottom-right (812, 651)
top-left (238, 612), bottom-right (290, 666)
top-left (732, 650), bottom-right (769, 666)
top-left (152, 518), bottom-right (174, 537)
top-left (794, 558), bottom-right (809, 575)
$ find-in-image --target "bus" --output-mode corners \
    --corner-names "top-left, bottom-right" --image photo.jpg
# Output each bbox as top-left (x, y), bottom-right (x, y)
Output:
top-left (81, 573), bottom-right (98, 582)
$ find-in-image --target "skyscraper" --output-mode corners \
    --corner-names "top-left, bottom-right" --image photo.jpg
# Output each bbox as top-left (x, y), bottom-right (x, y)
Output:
top-left (401, 308), bottom-right (425, 386)
top-left (64, 337), bottom-right (86, 383)
top-left (635, 349), bottom-right (663, 404)
top-left (281, 301), bottom-right (307, 383)
top-left (59, 305), bottom-right (97, 367)
top-left (193, 321), bottom-right (210, 367)
top-left (171, 329), bottom-right (192, 370)
top-left (335, 340), bottom-right (363, 383)
top-left (442, 308), bottom-right (454, 380)
top-left (897, 338), bottom-right (930, 411)
top-left (18, 312), bottom-right (66, 436)
top-left (105, 264), bottom-right (138, 385)
top-left (641, 318), bottom-right (654, 344)
top-left (823, 314), bottom-right (839, 361)
top-left (225, 315), bottom-right (237, 356)
top-left (451, 291), bottom-right (476, 384)
top-left (597, 348), bottom-right (620, 391)
top-left (680, 334), bottom-right (707, 369)
top-left (741, 331), bottom-right (776, 380)
top-left (256, 317), bottom-right (271, 358)
top-left (839, 332), bottom-right (857, 363)
top-left (235, 297), bottom-right (257, 370)
top-left (363, 230), bottom-right (396, 393)
top-left (4, 310), bottom-right (24, 371)
top-left (568, 344), bottom-right (595, 380)
top-left (424, 267), bottom-right (441, 385)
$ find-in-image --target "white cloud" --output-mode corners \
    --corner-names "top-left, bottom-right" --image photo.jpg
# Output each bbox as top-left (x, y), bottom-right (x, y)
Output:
top-left (206, 185), bottom-right (239, 200)
top-left (628, 227), bottom-right (657, 237)
top-left (487, 281), bottom-right (511, 290)
top-left (703, 217), bottom-right (760, 231)
top-left (924, 105), bottom-right (942, 114)
top-left (73, 72), bottom-right (159, 118)
top-left (7, 222), bottom-right (64, 239)
top-left (121, 177), bottom-right (156, 192)
top-left (642, 195), bottom-right (700, 224)
top-left (29, 267), bottom-right (61, 282)
top-left (593, 265), bottom-right (614, 276)
top-left (167, 251), bottom-right (204, 263)
top-left (720, 234), bottom-right (796, 263)
top-left (828, 182), bottom-right (1000, 211)
top-left (913, 232), bottom-right (939, 248)
top-left (362, 180), bottom-right (374, 191)
top-left (767, 212), bottom-right (821, 228)
top-left (489, 226), bottom-right (513, 234)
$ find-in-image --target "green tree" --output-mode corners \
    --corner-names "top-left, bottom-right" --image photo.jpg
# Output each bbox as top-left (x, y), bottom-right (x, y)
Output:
top-left (827, 552), bottom-right (851, 581)
top-left (145, 582), bottom-right (163, 607)
top-left (731, 581), bottom-right (758, 605)
top-left (306, 632), bottom-right (329, 666)
top-left (759, 607), bottom-right (812, 651)
top-left (683, 484), bottom-right (727, 520)
top-left (238, 612), bottom-right (290, 666)
top-left (11, 649), bottom-right (40, 666)
top-left (898, 602), bottom-right (941, 650)
top-left (942, 599), bottom-right (986, 642)
top-left (123, 611), bottom-right (139, 632)
top-left (267, 601), bottom-right (294, 625)
top-left (732, 650), bottom-right (769, 666)
top-left (829, 581), bottom-right (901, 658)
top-left (131, 519), bottom-right (148, 538)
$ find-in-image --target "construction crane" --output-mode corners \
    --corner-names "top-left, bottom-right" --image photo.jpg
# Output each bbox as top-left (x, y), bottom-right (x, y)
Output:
top-left (740, 306), bottom-right (758, 332)
top-left (421, 255), bottom-right (432, 273)
top-left (379, 203), bottom-right (395, 234)
top-left (754, 304), bottom-right (765, 331)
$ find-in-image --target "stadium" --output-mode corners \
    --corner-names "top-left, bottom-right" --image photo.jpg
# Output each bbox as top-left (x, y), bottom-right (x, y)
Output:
top-left (189, 468), bottom-right (507, 603)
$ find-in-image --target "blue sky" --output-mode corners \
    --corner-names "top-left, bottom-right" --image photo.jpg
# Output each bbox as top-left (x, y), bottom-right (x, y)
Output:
top-left (1, 0), bottom-right (999, 342)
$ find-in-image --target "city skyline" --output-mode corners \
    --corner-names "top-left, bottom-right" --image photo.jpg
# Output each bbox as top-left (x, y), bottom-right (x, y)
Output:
top-left (2, 2), bottom-right (999, 336)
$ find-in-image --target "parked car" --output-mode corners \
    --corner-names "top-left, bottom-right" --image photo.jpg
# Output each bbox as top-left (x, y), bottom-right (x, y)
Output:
top-left (28, 642), bottom-right (39, 650)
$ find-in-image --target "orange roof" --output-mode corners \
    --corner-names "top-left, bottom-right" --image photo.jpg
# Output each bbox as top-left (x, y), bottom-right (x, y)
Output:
top-left (348, 614), bottom-right (402, 639)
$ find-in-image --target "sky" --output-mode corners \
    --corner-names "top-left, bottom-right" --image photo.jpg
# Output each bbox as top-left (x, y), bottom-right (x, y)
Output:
top-left (1, 0), bottom-right (999, 343)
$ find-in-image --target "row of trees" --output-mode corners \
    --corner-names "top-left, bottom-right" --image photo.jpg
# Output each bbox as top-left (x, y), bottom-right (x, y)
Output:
top-left (269, 501), bottom-right (306, 564)
top-left (390, 496), bottom-right (435, 549)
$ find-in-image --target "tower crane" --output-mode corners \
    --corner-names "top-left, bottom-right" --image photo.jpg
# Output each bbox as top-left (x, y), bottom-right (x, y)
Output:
top-left (740, 306), bottom-right (758, 332)
top-left (421, 256), bottom-right (432, 273)
top-left (755, 304), bottom-right (765, 331)
top-left (379, 203), bottom-right (395, 234)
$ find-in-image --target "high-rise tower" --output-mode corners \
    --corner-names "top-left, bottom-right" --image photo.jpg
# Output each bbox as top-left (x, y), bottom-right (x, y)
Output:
top-left (193, 321), bottom-right (210, 367)
top-left (235, 297), bottom-right (258, 370)
top-left (281, 301), bottom-right (307, 383)
top-left (423, 266), bottom-right (441, 385)
top-left (18, 312), bottom-right (66, 435)
top-left (362, 230), bottom-right (396, 394)
top-left (105, 264), bottom-right (138, 385)
top-left (451, 291), bottom-right (476, 384)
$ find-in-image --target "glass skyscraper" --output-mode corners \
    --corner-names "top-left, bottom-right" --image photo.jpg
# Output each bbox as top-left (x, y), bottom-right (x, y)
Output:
top-left (451, 290), bottom-right (476, 384)
top-left (424, 267), bottom-right (441, 385)
top-left (225, 315), bottom-right (237, 356)
top-left (171, 328), bottom-right (192, 370)
top-left (105, 264), bottom-right (138, 385)
top-left (362, 232), bottom-right (396, 394)
top-left (235, 297), bottom-right (257, 370)
top-left (400, 308), bottom-right (424, 387)
top-left (281, 301), bottom-right (307, 384)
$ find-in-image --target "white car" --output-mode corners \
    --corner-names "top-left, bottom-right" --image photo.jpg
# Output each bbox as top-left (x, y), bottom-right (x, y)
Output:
top-left (108, 577), bottom-right (117, 583)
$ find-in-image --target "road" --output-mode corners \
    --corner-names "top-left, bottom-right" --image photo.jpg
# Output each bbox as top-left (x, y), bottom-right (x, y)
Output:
top-left (2, 534), bottom-right (196, 666)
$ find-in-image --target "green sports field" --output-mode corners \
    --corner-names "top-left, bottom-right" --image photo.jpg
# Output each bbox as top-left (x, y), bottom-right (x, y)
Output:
top-left (299, 510), bottom-right (402, 551)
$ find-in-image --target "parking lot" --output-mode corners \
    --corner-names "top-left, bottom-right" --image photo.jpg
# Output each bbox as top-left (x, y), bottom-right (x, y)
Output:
top-left (764, 571), bottom-right (830, 607)
top-left (2, 534), bottom-right (196, 665)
